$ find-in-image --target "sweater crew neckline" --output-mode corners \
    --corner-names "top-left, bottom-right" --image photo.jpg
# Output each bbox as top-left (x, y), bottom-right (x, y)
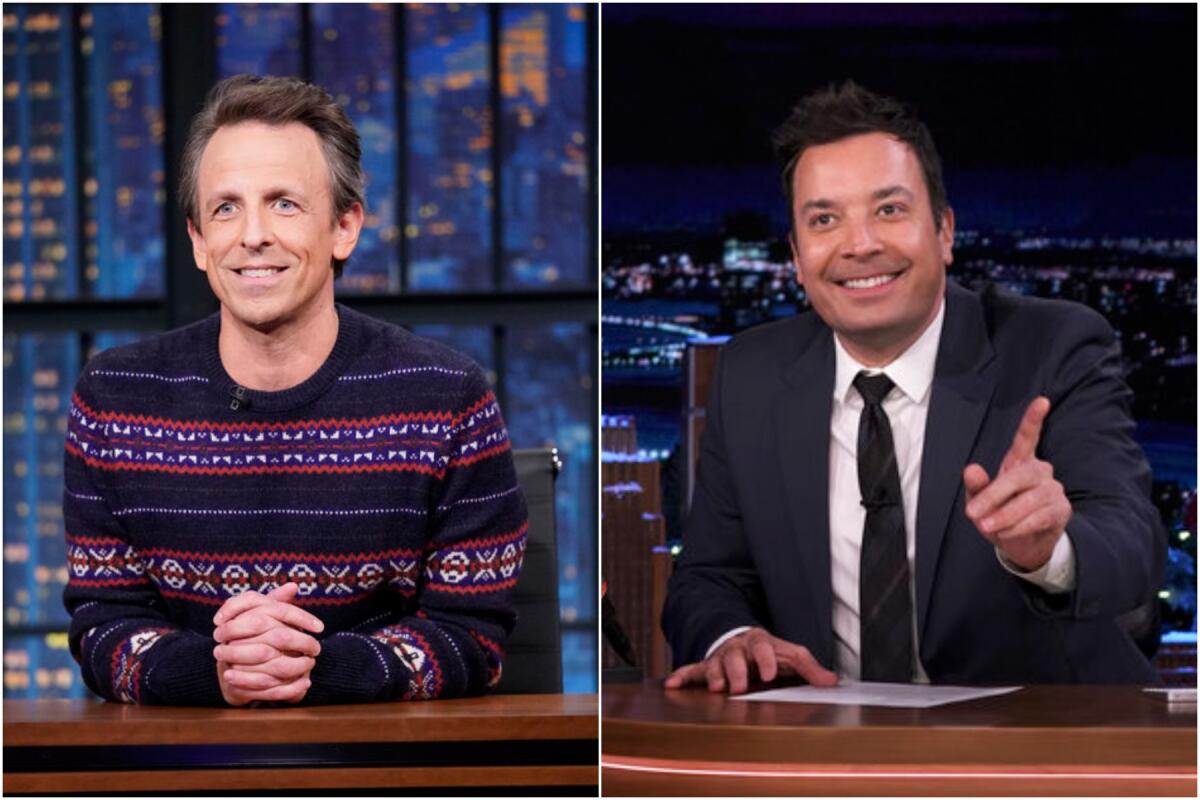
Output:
top-left (200, 304), bottom-right (363, 414)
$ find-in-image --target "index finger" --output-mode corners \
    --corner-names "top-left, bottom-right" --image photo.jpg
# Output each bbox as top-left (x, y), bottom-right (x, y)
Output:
top-left (1001, 396), bottom-right (1050, 472)
top-left (273, 602), bottom-right (324, 634)
top-left (664, 662), bottom-right (707, 689)
top-left (213, 589), bottom-right (273, 626)
top-left (227, 601), bottom-right (325, 635)
top-left (749, 636), bottom-right (779, 684)
top-left (215, 583), bottom-right (301, 626)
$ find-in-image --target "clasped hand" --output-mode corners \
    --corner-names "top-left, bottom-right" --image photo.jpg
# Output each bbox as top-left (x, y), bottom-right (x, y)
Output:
top-left (963, 396), bottom-right (1072, 572)
top-left (664, 627), bottom-right (838, 694)
top-left (212, 582), bottom-right (325, 706)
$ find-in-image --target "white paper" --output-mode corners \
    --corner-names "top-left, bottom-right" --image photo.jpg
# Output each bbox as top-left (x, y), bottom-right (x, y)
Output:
top-left (731, 680), bottom-right (1021, 708)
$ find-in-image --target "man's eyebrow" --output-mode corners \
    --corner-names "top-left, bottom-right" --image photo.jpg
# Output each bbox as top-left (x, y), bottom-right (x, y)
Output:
top-left (872, 185), bottom-right (914, 201)
top-left (206, 191), bottom-right (241, 211)
top-left (261, 186), bottom-right (307, 201)
top-left (798, 197), bottom-right (837, 214)
top-left (798, 186), bottom-right (915, 214)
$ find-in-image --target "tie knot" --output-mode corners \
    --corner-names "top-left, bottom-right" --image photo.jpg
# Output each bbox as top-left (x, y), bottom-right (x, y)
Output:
top-left (853, 371), bottom-right (895, 406)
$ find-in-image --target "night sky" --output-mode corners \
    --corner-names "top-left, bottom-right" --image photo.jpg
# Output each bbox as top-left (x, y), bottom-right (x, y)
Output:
top-left (602, 3), bottom-right (1197, 236)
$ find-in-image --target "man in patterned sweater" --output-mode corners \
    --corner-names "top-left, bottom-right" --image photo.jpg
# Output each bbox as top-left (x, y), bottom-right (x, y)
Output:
top-left (63, 75), bottom-right (527, 706)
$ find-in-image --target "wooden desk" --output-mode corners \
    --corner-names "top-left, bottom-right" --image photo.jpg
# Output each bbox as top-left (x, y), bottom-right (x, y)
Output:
top-left (602, 681), bottom-right (1196, 796)
top-left (5, 693), bottom-right (597, 795)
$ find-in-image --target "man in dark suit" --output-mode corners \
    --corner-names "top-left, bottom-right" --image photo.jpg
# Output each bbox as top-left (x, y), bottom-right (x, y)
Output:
top-left (662, 81), bottom-right (1164, 691)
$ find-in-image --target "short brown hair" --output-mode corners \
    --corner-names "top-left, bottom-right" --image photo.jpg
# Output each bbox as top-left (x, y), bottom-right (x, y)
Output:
top-left (178, 75), bottom-right (365, 277)
top-left (773, 80), bottom-right (948, 231)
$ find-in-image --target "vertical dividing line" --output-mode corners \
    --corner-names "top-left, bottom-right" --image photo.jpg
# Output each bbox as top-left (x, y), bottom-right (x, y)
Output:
top-left (394, 4), bottom-right (408, 294)
top-left (488, 3), bottom-right (503, 291)
top-left (80, 331), bottom-right (95, 365)
top-left (71, 4), bottom-right (90, 299)
top-left (161, 4), bottom-right (218, 329)
top-left (70, 5), bottom-right (93, 411)
top-left (587, 2), bottom-right (598, 291)
top-left (585, 3), bottom-right (600, 657)
top-left (488, 6), bottom-right (506, 416)
top-left (493, 323), bottom-right (509, 424)
top-left (588, 317), bottom-right (599, 626)
top-left (586, 2), bottom-right (601, 666)
top-left (299, 4), bottom-right (313, 83)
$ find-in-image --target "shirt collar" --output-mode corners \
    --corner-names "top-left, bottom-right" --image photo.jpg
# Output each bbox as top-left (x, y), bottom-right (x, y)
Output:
top-left (832, 296), bottom-right (946, 405)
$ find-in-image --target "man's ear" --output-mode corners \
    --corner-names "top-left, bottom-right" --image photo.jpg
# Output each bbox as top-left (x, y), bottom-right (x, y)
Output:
top-left (938, 206), bottom-right (955, 267)
top-left (332, 202), bottom-right (365, 263)
top-left (186, 217), bottom-right (208, 273)
top-left (788, 230), bottom-right (804, 286)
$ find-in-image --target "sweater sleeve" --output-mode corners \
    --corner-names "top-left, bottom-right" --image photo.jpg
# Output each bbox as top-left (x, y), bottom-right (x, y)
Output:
top-left (62, 374), bottom-right (224, 706)
top-left (304, 366), bottom-right (528, 704)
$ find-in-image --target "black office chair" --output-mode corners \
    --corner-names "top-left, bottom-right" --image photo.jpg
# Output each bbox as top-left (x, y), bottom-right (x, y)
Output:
top-left (1118, 599), bottom-right (1162, 661)
top-left (492, 448), bottom-right (564, 694)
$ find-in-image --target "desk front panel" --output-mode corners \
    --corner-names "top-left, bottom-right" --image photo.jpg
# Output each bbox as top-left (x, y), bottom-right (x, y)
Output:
top-left (602, 681), bottom-right (1196, 796)
top-left (5, 693), bottom-right (598, 795)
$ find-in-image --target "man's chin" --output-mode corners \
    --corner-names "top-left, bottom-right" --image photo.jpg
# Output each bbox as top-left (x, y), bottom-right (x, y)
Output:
top-left (221, 301), bottom-right (288, 334)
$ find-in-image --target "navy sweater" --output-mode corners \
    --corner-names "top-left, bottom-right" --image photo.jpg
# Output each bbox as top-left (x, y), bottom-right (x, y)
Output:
top-left (63, 305), bottom-right (527, 705)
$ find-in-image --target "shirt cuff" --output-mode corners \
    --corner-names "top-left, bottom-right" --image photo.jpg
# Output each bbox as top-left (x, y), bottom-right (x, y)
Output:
top-left (705, 626), bottom-right (753, 659)
top-left (995, 530), bottom-right (1076, 594)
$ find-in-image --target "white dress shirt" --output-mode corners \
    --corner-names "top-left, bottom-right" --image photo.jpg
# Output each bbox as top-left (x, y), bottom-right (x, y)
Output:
top-left (706, 297), bottom-right (1077, 680)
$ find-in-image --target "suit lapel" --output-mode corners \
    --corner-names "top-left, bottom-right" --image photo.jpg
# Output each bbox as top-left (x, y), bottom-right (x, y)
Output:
top-left (915, 282), bottom-right (997, 639)
top-left (774, 325), bottom-right (836, 662)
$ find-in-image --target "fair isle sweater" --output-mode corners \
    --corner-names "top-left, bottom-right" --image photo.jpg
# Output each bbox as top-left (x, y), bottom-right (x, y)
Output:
top-left (63, 304), bottom-right (527, 706)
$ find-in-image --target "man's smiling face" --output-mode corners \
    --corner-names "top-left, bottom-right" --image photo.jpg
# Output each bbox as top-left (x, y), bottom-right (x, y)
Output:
top-left (790, 131), bottom-right (954, 365)
top-left (187, 121), bottom-right (361, 334)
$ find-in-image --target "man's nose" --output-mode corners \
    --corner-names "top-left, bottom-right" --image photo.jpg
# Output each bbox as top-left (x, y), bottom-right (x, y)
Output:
top-left (841, 216), bottom-right (883, 259)
top-left (241, 207), bottom-right (275, 250)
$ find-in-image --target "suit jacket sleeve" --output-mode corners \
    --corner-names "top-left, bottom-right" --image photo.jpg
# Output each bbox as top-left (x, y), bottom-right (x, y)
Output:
top-left (662, 346), bottom-right (771, 665)
top-left (1037, 308), bottom-right (1164, 621)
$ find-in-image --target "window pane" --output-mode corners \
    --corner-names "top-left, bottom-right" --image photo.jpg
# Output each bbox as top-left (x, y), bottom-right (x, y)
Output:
top-left (3, 333), bottom-right (78, 629)
top-left (408, 324), bottom-right (495, 384)
top-left (563, 628), bottom-right (596, 693)
top-left (500, 4), bottom-right (589, 289)
top-left (3, 5), bottom-right (80, 301)
top-left (215, 3), bottom-right (302, 79)
top-left (405, 3), bottom-right (492, 291)
top-left (3, 632), bottom-right (94, 699)
top-left (89, 330), bottom-right (144, 359)
top-left (312, 3), bottom-right (401, 294)
top-left (80, 4), bottom-right (165, 297)
top-left (504, 322), bottom-right (595, 689)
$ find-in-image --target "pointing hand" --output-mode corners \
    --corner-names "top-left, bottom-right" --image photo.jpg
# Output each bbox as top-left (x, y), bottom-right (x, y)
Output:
top-left (963, 397), bottom-right (1072, 571)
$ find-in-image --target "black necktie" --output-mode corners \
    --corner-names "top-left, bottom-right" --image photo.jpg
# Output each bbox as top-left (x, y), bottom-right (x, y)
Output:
top-left (853, 372), bottom-right (914, 682)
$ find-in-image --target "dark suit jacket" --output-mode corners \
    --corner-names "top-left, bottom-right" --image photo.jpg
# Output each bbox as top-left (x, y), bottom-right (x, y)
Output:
top-left (663, 280), bottom-right (1164, 684)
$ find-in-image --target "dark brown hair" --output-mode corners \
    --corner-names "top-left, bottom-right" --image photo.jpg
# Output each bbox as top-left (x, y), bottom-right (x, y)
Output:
top-left (773, 80), bottom-right (948, 231)
top-left (178, 75), bottom-right (364, 277)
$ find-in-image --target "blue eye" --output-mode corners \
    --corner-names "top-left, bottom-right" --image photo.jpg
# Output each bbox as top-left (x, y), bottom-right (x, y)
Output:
top-left (214, 202), bottom-right (235, 216)
top-left (275, 198), bottom-right (296, 211)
